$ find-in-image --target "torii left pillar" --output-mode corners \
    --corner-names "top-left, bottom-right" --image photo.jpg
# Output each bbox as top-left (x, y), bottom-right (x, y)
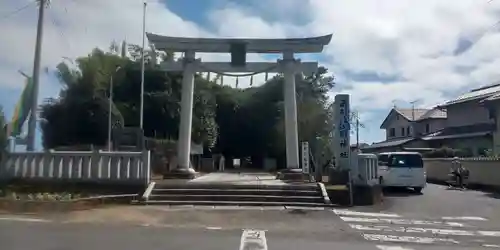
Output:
top-left (164, 51), bottom-right (198, 179)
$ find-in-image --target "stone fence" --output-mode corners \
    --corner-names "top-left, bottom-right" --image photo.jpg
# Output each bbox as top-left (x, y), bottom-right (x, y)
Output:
top-left (0, 150), bottom-right (151, 186)
top-left (424, 158), bottom-right (500, 188)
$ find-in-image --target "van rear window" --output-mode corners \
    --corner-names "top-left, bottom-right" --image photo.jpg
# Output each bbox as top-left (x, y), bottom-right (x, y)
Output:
top-left (388, 154), bottom-right (423, 168)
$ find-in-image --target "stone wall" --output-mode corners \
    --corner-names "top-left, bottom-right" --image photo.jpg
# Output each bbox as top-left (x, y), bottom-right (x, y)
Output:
top-left (424, 158), bottom-right (500, 187)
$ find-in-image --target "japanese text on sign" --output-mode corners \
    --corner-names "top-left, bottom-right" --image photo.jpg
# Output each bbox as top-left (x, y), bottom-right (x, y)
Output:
top-left (334, 94), bottom-right (351, 170)
top-left (301, 142), bottom-right (310, 174)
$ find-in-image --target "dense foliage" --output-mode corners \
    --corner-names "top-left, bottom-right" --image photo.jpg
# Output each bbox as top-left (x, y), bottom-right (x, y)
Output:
top-left (39, 42), bottom-right (336, 165)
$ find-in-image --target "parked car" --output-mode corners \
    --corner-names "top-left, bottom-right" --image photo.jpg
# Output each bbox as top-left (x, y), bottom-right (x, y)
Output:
top-left (377, 152), bottom-right (426, 193)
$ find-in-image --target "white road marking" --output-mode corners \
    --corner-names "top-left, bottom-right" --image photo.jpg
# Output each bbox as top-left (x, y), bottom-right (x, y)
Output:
top-left (0, 217), bottom-right (51, 223)
top-left (376, 245), bottom-right (415, 250)
top-left (340, 216), bottom-right (466, 227)
top-left (332, 209), bottom-right (401, 218)
top-left (286, 206), bottom-right (324, 211)
top-left (206, 226), bottom-right (222, 230)
top-left (260, 206), bottom-right (286, 210)
top-left (363, 234), bottom-right (460, 244)
top-left (240, 229), bottom-right (268, 250)
top-left (442, 216), bottom-right (487, 221)
top-left (478, 231), bottom-right (500, 237)
top-left (483, 244), bottom-right (500, 248)
top-left (350, 224), bottom-right (500, 237)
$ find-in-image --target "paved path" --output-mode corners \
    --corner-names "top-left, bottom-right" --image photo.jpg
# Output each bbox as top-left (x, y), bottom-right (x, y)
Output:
top-left (189, 171), bottom-right (289, 185)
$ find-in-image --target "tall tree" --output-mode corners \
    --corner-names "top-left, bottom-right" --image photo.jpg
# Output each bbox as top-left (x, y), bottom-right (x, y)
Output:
top-left (41, 45), bottom-right (219, 151)
top-left (41, 48), bottom-right (128, 149)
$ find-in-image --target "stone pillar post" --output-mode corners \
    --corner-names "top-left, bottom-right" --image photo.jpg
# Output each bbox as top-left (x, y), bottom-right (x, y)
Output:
top-left (278, 51), bottom-right (302, 180)
top-left (164, 51), bottom-right (197, 179)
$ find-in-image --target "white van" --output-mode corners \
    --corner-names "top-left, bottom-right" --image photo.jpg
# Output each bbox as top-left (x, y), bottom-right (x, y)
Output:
top-left (377, 152), bottom-right (426, 193)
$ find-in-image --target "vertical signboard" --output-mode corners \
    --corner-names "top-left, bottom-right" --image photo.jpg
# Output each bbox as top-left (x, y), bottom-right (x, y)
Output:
top-left (301, 141), bottom-right (310, 174)
top-left (334, 94), bottom-right (351, 170)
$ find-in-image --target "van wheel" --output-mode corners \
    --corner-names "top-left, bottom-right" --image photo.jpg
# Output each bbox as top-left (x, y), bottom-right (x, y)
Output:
top-left (414, 187), bottom-right (423, 193)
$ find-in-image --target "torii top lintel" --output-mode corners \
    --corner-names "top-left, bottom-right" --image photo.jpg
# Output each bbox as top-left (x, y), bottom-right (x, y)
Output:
top-left (146, 33), bottom-right (332, 54)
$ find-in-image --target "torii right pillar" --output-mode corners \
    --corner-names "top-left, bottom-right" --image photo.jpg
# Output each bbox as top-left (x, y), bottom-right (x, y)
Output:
top-left (278, 51), bottom-right (303, 180)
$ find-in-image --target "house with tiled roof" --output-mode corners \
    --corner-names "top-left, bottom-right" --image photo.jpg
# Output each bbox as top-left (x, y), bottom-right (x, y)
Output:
top-left (362, 107), bottom-right (446, 153)
top-left (364, 83), bottom-right (500, 155)
top-left (423, 83), bottom-right (500, 155)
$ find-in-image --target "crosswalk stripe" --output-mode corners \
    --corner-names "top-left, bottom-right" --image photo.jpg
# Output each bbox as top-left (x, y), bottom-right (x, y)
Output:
top-left (363, 233), bottom-right (460, 244)
top-left (0, 217), bottom-right (51, 223)
top-left (349, 224), bottom-right (500, 237)
top-left (483, 244), bottom-right (500, 248)
top-left (339, 216), bottom-right (466, 227)
top-left (332, 209), bottom-right (401, 218)
top-left (333, 209), bottom-right (500, 248)
top-left (376, 245), bottom-right (415, 250)
top-left (442, 216), bottom-right (488, 221)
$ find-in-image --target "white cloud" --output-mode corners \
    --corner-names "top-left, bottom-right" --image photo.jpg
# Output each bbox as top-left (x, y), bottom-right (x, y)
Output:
top-left (3, 0), bottom-right (500, 143)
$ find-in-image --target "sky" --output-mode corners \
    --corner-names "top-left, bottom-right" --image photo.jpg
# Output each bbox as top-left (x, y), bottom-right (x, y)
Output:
top-left (2, 0), bottom-right (500, 150)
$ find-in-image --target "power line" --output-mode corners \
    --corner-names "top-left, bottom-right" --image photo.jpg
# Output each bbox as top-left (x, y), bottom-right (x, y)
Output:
top-left (455, 0), bottom-right (500, 55)
top-left (48, 8), bottom-right (72, 56)
top-left (0, 1), bottom-right (37, 21)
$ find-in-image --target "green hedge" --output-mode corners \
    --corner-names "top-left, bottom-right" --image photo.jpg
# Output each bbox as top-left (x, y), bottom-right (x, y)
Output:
top-left (423, 147), bottom-right (472, 158)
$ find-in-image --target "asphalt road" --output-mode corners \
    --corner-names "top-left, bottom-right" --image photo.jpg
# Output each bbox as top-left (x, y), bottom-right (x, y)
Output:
top-left (367, 183), bottom-right (500, 219)
top-left (1, 184), bottom-right (500, 250)
top-left (0, 212), bottom-right (377, 250)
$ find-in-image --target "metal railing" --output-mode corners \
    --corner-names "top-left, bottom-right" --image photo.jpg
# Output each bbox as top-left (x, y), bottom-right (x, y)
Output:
top-left (351, 153), bottom-right (379, 186)
top-left (0, 150), bottom-right (151, 186)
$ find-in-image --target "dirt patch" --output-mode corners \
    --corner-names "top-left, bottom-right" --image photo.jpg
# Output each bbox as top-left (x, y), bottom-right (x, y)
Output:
top-left (0, 199), bottom-right (101, 214)
top-left (62, 206), bottom-right (164, 225)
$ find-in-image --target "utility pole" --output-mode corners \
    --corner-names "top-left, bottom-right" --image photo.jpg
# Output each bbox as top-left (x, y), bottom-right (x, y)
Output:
top-left (27, 0), bottom-right (47, 151)
top-left (350, 111), bottom-right (360, 149)
top-left (356, 115), bottom-right (360, 149)
top-left (351, 111), bottom-right (365, 150)
top-left (410, 100), bottom-right (417, 120)
top-left (410, 100), bottom-right (418, 137)
top-left (139, 2), bottom-right (147, 129)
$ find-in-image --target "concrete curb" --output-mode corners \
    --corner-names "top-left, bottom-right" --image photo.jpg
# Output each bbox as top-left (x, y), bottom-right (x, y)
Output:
top-left (317, 183), bottom-right (331, 204)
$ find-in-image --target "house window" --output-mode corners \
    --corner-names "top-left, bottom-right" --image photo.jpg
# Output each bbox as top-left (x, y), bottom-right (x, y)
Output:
top-left (425, 123), bottom-right (430, 133)
top-left (401, 127), bottom-right (405, 136)
top-left (407, 126), bottom-right (411, 136)
top-left (389, 128), bottom-right (395, 137)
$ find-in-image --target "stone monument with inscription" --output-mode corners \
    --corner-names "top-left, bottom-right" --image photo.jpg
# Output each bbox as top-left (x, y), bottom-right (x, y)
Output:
top-left (334, 94), bottom-right (351, 170)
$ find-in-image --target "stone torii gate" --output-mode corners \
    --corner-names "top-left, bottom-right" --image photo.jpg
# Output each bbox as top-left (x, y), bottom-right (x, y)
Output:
top-left (147, 33), bottom-right (332, 179)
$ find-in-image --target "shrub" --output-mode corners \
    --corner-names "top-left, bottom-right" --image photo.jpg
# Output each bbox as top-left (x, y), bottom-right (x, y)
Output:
top-left (423, 147), bottom-right (469, 158)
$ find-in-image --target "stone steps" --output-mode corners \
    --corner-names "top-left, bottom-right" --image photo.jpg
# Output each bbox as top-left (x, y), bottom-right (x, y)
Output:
top-left (152, 188), bottom-right (318, 196)
top-left (149, 194), bottom-right (323, 203)
top-left (142, 200), bottom-right (331, 207)
top-left (144, 183), bottom-right (327, 207)
top-left (153, 183), bottom-right (318, 190)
